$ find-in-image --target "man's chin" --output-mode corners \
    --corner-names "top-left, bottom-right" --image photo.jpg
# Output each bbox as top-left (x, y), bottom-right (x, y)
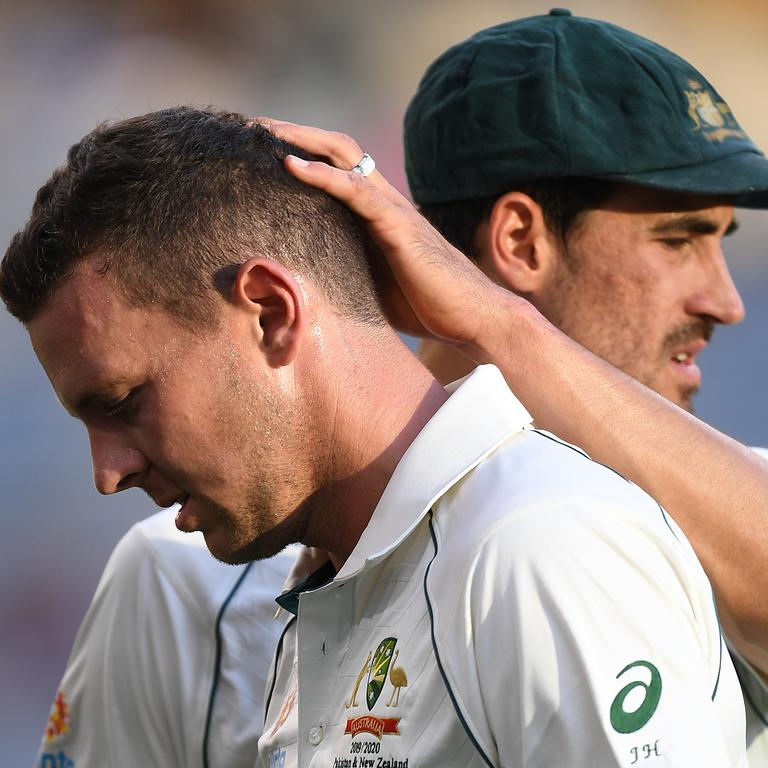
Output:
top-left (673, 384), bottom-right (697, 414)
top-left (202, 503), bottom-right (307, 564)
top-left (203, 527), bottom-right (291, 565)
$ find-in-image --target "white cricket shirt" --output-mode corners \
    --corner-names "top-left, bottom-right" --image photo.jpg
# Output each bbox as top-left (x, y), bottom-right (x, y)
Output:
top-left (733, 647), bottom-right (768, 767)
top-left (741, 446), bottom-right (768, 767)
top-left (260, 365), bottom-right (746, 768)
top-left (36, 508), bottom-right (296, 768)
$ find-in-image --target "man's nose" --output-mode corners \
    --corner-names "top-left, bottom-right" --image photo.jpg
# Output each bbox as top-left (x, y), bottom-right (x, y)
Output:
top-left (88, 428), bottom-right (148, 495)
top-left (685, 249), bottom-right (745, 326)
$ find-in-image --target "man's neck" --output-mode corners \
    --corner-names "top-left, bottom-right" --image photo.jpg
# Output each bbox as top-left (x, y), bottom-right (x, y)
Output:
top-left (419, 338), bottom-right (477, 385)
top-left (301, 331), bottom-right (450, 570)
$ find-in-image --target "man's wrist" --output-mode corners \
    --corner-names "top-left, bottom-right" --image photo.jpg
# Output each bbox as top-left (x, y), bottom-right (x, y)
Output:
top-left (469, 289), bottom-right (550, 368)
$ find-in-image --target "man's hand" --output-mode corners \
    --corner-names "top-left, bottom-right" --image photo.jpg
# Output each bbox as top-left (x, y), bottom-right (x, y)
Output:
top-left (257, 121), bottom-right (768, 673)
top-left (260, 118), bottom-right (532, 358)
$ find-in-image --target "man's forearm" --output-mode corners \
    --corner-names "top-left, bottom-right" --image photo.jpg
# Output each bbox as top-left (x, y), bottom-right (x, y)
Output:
top-left (474, 295), bottom-right (768, 670)
top-left (271, 117), bottom-right (768, 672)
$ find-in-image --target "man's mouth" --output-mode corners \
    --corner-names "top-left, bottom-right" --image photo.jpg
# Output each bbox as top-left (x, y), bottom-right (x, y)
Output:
top-left (151, 491), bottom-right (187, 509)
top-left (174, 494), bottom-right (199, 533)
top-left (670, 338), bottom-right (707, 366)
top-left (668, 339), bottom-right (707, 389)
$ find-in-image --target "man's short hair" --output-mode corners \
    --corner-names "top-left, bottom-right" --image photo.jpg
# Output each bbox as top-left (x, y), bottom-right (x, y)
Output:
top-left (419, 177), bottom-right (616, 262)
top-left (1, 107), bottom-right (385, 327)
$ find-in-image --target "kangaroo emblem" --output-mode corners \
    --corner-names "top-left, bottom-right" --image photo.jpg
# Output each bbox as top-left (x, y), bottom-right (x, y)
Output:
top-left (346, 651), bottom-right (372, 708)
top-left (386, 650), bottom-right (408, 707)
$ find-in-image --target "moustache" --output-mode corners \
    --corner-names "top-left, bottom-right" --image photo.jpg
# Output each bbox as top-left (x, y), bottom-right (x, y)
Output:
top-left (662, 320), bottom-right (714, 353)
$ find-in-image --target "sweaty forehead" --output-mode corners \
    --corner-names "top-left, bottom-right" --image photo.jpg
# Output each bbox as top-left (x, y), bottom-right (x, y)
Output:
top-left (32, 264), bottom-right (101, 335)
top-left (30, 261), bottom-right (125, 348)
top-left (27, 262), bottom-right (179, 411)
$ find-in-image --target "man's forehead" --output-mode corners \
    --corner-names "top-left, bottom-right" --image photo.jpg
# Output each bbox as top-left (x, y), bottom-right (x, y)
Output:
top-left (38, 252), bottom-right (111, 306)
top-left (30, 262), bottom-right (121, 342)
top-left (28, 260), bottom-right (168, 386)
top-left (601, 184), bottom-right (734, 216)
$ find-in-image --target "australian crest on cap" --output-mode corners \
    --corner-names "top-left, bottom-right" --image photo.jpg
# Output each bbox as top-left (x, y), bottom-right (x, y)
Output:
top-left (684, 78), bottom-right (746, 143)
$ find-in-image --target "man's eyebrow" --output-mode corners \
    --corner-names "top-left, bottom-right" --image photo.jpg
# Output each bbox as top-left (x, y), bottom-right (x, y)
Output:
top-left (650, 214), bottom-right (739, 237)
top-left (68, 382), bottom-right (130, 417)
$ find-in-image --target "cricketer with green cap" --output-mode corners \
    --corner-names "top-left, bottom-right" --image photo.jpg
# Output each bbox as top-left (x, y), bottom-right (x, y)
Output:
top-left (25, 10), bottom-right (768, 768)
top-left (405, 8), bottom-right (768, 766)
top-left (406, 8), bottom-right (768, 205)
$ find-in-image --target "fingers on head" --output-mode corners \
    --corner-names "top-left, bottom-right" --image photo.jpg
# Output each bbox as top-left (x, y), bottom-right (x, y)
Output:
top-left (246, 119), bottom-right (371, 178)
top-left (281, 126), bottom-right (362, 170)
top-left (326, 131), bottom-right (363, 166)
top-left (345, 168), bottom-right (369, 194)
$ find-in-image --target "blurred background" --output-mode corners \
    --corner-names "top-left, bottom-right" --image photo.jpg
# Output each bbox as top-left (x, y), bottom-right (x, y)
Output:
top-left (1, 0), bottom-right (767, 761)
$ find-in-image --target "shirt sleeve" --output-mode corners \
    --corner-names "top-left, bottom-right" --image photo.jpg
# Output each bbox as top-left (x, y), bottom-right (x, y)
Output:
top-left (730, 647), bottom-right (768, 762)
top-left (430, 496), bottom-right (746, 768)
top-left (35, 519), bottom-right (210, 768)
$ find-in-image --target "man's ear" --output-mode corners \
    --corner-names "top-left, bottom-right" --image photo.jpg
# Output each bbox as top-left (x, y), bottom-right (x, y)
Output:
top-left (482, 192), bottom-right (562, 295)
top-left (231, 258), bottom-right (305, 367)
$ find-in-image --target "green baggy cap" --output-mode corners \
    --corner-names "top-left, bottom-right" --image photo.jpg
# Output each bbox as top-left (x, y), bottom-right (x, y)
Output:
top-left (404, 9), bottom-right (768, 208)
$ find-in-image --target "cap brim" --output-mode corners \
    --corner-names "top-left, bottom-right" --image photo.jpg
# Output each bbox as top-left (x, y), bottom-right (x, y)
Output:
top-left (602, 150), bottom-right (768, 209)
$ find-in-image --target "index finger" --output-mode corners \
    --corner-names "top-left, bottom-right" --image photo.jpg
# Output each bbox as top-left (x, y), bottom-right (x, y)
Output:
top-left (257, 117), bottom-right (367, 171)
top-left (284, 153), bottom-right (411, 233)
top-left (255, 117), bottom-right (405, 206)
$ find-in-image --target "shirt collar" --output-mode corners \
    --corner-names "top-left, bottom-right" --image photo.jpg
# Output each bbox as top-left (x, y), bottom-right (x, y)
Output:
top-left (335, 364), bottom-right (532, 580)
top-left (274, 546), bottom-right (334, 618)
top-left (275, 558), bottom-right (336, 616)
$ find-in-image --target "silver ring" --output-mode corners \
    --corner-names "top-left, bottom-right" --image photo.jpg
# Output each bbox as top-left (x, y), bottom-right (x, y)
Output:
top-left (350, 152), bottom-right (375, 177)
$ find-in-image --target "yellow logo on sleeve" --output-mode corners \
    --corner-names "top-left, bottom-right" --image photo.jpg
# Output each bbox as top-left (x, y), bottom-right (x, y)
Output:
top-left (45, 690), bottom-right (70, 742)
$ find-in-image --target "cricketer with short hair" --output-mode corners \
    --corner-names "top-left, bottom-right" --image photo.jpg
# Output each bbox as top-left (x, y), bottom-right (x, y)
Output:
top-left (3, 103), bottom-right (745, 765)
